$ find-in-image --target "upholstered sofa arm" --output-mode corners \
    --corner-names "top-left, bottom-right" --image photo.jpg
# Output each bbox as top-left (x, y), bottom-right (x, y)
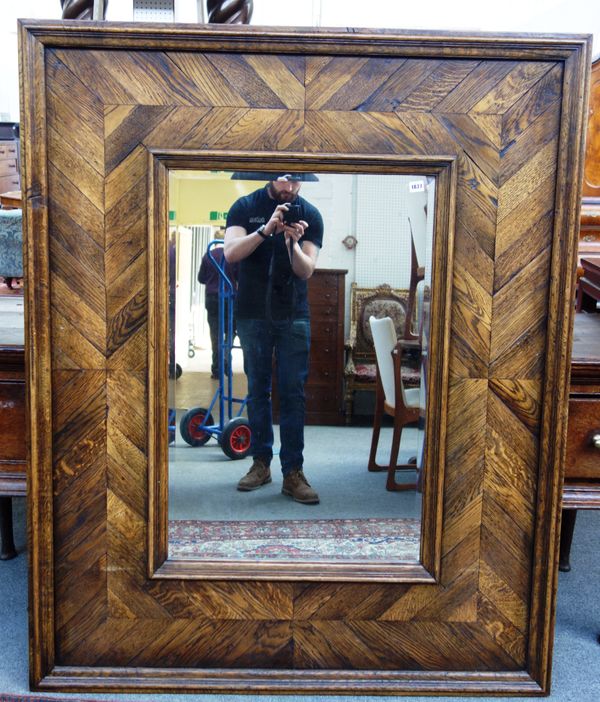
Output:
top-left (0, 209), bottom-right (23, 278)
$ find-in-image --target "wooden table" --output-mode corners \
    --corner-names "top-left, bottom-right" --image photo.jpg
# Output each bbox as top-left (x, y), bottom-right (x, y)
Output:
top-left (559, 312), bottom-right (600, 570)
top-left (0, 190), bottom-right (21, 209)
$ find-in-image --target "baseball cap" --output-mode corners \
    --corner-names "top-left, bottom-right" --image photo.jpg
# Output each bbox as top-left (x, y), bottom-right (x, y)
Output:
top-left (230, 171), bottom-right (319, 182)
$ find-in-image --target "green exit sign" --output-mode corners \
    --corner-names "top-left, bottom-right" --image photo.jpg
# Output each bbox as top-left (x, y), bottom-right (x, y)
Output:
top-left (209, 210), bottom-right (228, 221)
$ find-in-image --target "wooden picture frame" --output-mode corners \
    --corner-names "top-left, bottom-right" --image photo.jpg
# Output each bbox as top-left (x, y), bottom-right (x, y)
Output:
top-left (20, 20), bottom-right (590, 695)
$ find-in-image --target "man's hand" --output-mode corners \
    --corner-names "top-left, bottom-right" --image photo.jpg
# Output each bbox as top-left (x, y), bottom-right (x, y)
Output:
top-left (283, 219), bottom-right (308, 246)
top-left (264, 204), bottom-right (289, 236)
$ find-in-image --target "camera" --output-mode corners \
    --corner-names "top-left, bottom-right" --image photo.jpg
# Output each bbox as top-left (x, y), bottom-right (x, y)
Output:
top-left (283, 203), bottom-right (301, 225)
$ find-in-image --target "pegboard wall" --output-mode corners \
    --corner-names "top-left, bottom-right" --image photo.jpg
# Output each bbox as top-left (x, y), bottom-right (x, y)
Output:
top-left (424, 177), bottom-right (435, 288)
top-left (355, 174), bottom-right (430, 289)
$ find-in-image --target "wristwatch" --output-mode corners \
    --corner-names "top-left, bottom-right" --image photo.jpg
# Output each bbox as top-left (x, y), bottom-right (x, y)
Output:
top-left (256, 224), bottom-right (269, 239)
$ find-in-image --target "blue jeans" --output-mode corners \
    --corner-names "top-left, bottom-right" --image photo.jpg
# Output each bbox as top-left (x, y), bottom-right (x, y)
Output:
top-left (237, 318), bottom-right (310, 475)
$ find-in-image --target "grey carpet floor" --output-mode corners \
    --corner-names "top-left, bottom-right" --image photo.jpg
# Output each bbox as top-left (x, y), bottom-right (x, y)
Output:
top-left (169, 425), bottom-right (423, 522)
top-left (1, 499), bottom-right (599, 701)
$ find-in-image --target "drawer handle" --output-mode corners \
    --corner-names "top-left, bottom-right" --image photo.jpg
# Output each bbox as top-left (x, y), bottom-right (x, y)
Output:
top-left (593, 433), bottom-right (600, 449)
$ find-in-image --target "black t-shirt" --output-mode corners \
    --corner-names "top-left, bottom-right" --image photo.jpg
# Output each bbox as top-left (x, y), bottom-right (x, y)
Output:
top-left (226, 186), bottom-right (324, 320)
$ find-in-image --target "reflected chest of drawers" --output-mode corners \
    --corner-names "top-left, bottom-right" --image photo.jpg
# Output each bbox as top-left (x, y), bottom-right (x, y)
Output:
top-left (272, 269), bottom-right (347, 426)
top-left (305, 269), bottom-right (347, 425)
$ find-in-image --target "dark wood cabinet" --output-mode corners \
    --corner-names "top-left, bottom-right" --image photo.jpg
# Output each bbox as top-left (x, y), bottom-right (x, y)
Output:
top-left (305, 268), bottom-right (347, 425)
top-left (272, 268), bottom-right (347, 426)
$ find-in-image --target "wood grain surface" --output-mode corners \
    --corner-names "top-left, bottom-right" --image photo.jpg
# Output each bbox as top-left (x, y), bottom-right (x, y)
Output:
top-left (583, 57), bottom-right (599, 198)
top-left (19, 21), bottom-right (590, 696)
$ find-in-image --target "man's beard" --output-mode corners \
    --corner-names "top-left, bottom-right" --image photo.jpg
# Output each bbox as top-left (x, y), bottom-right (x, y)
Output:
top-left (268, 182), bottom-right (297, 203)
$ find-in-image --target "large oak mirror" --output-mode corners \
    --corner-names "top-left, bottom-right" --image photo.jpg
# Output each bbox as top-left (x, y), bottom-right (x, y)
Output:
top-left (21, 20), bottom-right (589, 696)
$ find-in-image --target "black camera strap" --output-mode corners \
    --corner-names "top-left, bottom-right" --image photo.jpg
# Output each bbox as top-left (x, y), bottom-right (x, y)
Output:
top-left (265, 234), bottom-right (296, 323)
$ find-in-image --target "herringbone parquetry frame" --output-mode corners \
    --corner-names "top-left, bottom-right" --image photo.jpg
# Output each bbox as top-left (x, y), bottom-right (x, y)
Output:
top-left (21, 22), bottom-right (590, 695)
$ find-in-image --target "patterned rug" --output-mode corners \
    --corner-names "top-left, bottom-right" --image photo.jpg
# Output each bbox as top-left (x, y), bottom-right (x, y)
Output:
top-left (169, 518), bottom-right (421, 561)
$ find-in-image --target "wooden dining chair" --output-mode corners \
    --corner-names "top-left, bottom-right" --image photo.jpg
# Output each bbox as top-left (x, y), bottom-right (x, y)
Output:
top-left (368, 316), bottom-right (421, 491)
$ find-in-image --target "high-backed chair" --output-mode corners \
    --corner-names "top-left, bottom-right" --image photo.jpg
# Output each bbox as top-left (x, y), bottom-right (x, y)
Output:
top-left (403, 222), bottom-right (425, 342)
top-left (368, 316), bottom-right (421, 491)
top-left (344, 283), bottom-right (420, 424)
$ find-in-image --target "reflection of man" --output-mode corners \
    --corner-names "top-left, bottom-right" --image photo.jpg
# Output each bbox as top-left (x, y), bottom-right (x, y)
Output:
top-left (224, 174), bottom-right (323, 504)
top-left (198, 241), bottom-right (237, 379)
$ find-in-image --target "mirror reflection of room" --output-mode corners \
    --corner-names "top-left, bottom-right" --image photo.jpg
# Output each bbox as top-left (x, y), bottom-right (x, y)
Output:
top-left (168, 170), bottom-right (434, 564)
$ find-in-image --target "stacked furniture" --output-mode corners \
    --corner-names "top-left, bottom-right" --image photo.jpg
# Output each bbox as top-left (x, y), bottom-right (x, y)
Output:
top-left (0, 133), bottom-right (24, 559)
top-left (559, 56), bottom-right (600, 571)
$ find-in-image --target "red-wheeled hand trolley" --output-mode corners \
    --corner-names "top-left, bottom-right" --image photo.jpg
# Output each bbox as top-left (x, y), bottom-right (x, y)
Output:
top-left (179, 240), bottom-right (251, 459)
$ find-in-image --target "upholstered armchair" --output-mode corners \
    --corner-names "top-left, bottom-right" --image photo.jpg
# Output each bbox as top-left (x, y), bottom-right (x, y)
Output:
top-left (0, 208), bottom-right (23, 288)
top-left (344, 283), bottom-right (420, 424)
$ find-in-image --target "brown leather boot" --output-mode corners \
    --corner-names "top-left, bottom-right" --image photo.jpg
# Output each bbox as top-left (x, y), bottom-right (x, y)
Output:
top-left (282, 469), bottom-right (320, 504)
top-left (237, 458), bottom-right (271, 491)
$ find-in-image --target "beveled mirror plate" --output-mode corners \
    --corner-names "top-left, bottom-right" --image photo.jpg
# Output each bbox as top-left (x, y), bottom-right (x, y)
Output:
top-left (150, 153), bottom-right (454, 582)
top-left (20, 21), bottom-right (590, 695)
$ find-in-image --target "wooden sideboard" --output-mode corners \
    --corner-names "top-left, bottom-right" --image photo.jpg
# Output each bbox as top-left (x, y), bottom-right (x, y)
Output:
top-left (559, 312), bottom-right (600, 571)
top-left (0, 346), bottom-right (26, 560)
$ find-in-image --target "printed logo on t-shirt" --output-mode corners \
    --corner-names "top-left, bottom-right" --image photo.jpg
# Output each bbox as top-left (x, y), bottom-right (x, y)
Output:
top-left (249, 216), bottom-right (267, 224)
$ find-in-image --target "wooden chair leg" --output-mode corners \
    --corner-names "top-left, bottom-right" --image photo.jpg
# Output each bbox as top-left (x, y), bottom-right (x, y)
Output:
top-left (0, 496), bottom-right (17, 561)
top-left (559, 508), bottom-right (577, 572)
top-left (386, 421), bottom-right (416, 492)
top-left (368, 394), bottom-right (386, 472)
